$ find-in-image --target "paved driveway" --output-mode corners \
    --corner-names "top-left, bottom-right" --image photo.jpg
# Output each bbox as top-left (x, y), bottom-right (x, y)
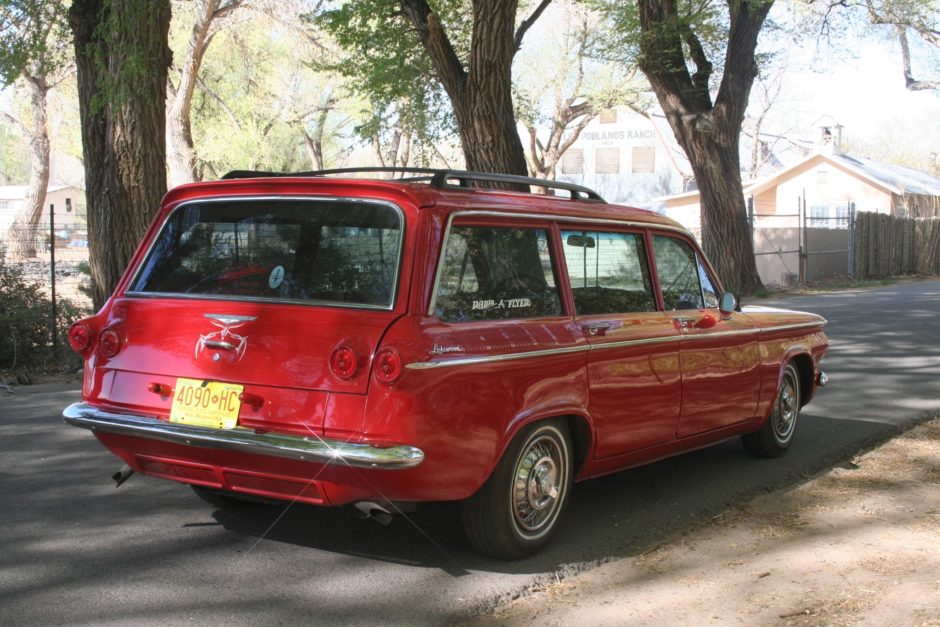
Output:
top-left (2, 280), bottom-right (938, 624)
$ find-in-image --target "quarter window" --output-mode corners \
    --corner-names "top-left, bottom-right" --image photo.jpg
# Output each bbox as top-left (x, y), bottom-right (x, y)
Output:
top-left (562, 230), bottom-right (655, 315)
top-left (434, 226), bottom-right (562, 322)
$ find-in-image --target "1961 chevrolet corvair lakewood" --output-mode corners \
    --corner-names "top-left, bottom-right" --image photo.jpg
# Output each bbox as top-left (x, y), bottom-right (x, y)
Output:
top-left (64, 169), bottom-right (828, 558)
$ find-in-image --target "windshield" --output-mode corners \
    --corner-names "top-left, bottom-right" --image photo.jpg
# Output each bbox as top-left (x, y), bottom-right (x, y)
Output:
top-left (129, 198), bottom-right (403, 308)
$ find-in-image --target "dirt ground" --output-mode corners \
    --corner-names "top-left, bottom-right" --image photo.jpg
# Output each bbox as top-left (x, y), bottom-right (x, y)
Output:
top-left (481, 417), bottom-right (940, 626)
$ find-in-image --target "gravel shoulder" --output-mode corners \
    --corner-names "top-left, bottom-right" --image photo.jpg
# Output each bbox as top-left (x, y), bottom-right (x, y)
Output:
top-left (480, 416), bottom-right (940, 626)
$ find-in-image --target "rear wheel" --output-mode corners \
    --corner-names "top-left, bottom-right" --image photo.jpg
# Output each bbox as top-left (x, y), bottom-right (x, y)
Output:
top-left (461, 419), bottom-right (573, 559)
top-left (742, 363), bottom-right (801, 458)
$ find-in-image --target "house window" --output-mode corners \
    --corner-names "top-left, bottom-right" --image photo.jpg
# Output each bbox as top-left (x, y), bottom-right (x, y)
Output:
top-left (816, 169), bottom-right (828, 185)
top-left (599, 110), bottom-right (617, 124)
top-left (561, 148), bottom-right (584, 175)
top-left (595, 147), bottom-right (620, 174)
top-left (0, 200), bottom-right (8, 212)
top-left (834, 204), bottom-right (850, 227)
top-left (809, 205), bottom-right (829, 226)
top-left (631, 146), bottom-right (656, 174)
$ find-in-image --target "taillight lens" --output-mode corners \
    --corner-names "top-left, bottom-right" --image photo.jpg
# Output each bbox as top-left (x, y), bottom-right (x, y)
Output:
top-left (329, 345), bottom-right (359, 380)
top-left (374, 347), bottom-right (403, 384)
top-left (98, 328), bottom-right (122, 358)
top-left (67, 322), bottom-right (92, 353)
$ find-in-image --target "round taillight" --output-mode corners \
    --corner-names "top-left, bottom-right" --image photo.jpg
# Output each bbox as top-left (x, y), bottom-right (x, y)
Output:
top-left (329, 345), bottom-right (359, 380)
top-left (374, 347), bottom-right (403, 384)
top-left (67, 322), bottom-right (92, 352)
top-left (98, 328), bottom-right (122, 358)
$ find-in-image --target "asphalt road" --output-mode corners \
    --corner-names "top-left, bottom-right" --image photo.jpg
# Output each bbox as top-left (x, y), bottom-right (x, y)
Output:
top-left (2, 280), bottom-right (939, 625)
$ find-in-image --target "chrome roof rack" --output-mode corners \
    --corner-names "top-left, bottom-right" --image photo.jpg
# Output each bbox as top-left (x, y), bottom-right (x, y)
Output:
top-left (220, 167), bottom-right (605, 202)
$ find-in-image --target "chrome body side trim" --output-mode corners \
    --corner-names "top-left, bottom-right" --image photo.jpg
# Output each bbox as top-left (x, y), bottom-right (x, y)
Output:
top-left (760, 321), bottom-right (827, 333)
top-left (125, 195), bottom-right (406, 312)
top-left (63, 403), bottom-right (424, 470)
top-left (406, 344), bottom-right (589, 370)
top-left (406, 321), bottom-right (823, 370)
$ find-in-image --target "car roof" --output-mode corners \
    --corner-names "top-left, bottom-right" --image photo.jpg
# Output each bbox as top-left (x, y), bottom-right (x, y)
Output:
top-left (161, 169), bottom-right (688, 234)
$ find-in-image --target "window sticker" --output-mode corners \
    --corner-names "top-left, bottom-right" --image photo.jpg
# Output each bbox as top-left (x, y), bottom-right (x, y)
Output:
top-left (268, 265), bottom-right (285, 289)
top-left (471, 297), bottom-right (532, 311)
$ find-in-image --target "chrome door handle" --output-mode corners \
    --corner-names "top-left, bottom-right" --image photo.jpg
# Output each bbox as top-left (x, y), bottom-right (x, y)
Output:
top-left (582, 324), bottom-right (608, 337)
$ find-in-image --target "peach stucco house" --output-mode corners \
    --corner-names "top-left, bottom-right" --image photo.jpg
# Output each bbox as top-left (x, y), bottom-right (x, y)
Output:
top-left (659, 151), bottom-right (940, 237)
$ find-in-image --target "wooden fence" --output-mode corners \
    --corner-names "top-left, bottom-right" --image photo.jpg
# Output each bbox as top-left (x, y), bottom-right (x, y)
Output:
top-left (853, 212), bottom-right (940, 278)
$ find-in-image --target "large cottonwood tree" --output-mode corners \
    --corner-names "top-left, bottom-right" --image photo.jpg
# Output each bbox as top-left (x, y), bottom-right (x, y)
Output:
top-left (69, 0), bottom-right (172, 309)
top-left (598, 0), bottom-right (767, 294)
top-left (320, 0), bottom-right (550, 176)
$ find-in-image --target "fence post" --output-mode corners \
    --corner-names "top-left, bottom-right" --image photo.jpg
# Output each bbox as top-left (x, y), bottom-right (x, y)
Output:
top-left (799, 190), bottom-right (806, 283)
top-left (49, 203), bottom-right (57, 355)
top-left (848, 202), bottom-right (855, 278)
top-left (747, 195), bottom-right (754, 241)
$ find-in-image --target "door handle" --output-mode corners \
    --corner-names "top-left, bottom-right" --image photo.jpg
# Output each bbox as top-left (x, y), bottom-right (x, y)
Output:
top-left (674, 314), bottom-right (718, 331)
top-left (582, 324), bottom-right (608, 337)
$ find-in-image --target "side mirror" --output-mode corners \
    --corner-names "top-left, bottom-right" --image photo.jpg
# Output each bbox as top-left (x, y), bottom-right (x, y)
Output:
top-left (719, 292), bottom-right (737, 318)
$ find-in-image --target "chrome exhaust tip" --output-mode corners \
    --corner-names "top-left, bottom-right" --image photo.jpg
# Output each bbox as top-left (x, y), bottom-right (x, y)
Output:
top-left (354, 501), bottom-right (394, 526)
top-left (817, 371), bottom-right (829, 387)
top-left (112, 464), bottom-right (135, 487)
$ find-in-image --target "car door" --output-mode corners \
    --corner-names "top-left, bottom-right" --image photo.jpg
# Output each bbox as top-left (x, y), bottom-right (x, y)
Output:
top-left (650, 234), bottom-right (761, 437)
top-left (560, 228), bottom-right (681, 458)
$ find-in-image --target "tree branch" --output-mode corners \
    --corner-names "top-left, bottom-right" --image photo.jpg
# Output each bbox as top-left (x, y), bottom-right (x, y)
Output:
top-left (196, 76), bottom-right (241, 130)
top-left (897, 25), bottom-right (940, 91)
top-left (514, 0), bottom-right (551, 53)
top-left (1, 110), bottom-right (30, 137)
top-left (399, 0), bottom-right (466, 101)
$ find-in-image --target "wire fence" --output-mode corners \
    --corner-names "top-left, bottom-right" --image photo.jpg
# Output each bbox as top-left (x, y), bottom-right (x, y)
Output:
top-left (1, 202), bottom-right (92, 373)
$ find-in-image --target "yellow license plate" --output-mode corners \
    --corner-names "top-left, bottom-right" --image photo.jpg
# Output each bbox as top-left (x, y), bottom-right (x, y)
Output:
top-left (169, 378), bottom-right (243, 429)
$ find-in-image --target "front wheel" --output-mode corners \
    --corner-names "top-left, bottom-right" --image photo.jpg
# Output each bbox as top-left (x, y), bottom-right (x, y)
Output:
top-left (461, 420), bottom-right (573, 559)
top-left (742, 363), bottom-right (801, 458)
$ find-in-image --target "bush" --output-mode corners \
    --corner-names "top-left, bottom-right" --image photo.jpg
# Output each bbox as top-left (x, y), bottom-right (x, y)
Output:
top-left (0, 255), bottom-right (88, 373)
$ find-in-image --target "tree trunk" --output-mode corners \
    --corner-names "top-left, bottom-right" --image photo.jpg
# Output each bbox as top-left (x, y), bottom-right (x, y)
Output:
top-left (70, 0), bottom-right (172, 310)
top-left (5, 76), bottom-right (50, 260)
top-left (399, 0), bottom-right (529, 176)
top-left (637, 0), bottom-right (766, 295)
top-left (167, 0), bottom-right (234, 188)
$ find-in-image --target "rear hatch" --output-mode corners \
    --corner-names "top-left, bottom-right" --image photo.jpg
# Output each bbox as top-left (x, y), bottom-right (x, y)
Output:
top-left (96, 196), bottom-right (406, 434)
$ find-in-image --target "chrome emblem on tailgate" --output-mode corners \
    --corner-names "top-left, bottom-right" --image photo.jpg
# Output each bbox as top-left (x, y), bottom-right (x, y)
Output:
top-left (196, 314), bottom-right (256, 361)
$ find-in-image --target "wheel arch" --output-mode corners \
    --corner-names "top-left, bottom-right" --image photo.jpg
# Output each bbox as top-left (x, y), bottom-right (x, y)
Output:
top-left (497, 410), bottom-right (595, 481)
top-left (788, 352), bottom-right (815, 408)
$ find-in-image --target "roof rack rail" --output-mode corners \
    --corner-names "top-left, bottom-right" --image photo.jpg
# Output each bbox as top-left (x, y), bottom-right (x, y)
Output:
top-left (220, 167), bottom-right (605, 202)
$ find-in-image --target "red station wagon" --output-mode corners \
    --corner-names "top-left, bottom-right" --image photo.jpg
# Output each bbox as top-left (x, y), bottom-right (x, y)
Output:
top-left (64, 169), bottom-right (828, 558)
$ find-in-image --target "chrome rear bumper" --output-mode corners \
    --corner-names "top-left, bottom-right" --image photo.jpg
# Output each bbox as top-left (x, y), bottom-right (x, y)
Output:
top-left (63, 402), bottom-right (424, 470)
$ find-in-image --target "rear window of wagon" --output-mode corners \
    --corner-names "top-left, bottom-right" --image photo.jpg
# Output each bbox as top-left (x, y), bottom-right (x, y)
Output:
top-left (128, 198), bottom-right (403, 308)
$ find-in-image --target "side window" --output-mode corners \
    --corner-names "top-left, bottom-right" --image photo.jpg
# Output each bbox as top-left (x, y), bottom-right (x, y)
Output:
top-left (562, 230), bottom-right (656, 315)
top-left (434, 226), bottom-right (562, 322)
top-left (652, 235), bottom-right (705, 310)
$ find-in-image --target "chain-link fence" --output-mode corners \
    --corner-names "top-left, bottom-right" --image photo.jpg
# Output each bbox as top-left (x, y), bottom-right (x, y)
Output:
top-left (1, 201), bottom-right (91, 373)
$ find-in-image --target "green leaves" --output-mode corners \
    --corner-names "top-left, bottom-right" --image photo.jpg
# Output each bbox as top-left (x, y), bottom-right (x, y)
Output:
top-left (0, 0), bottom-right (70, 85)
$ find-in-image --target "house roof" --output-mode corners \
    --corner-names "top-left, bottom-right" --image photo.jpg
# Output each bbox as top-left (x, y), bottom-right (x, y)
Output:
top-left (745, 151), bottom-right (940, 198)
top-left (834, 154), bottom-right (940, 196)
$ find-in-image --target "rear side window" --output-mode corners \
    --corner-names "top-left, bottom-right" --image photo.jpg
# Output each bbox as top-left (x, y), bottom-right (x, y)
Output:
top-left (434, 226), bottom-right (562, 322)
top-left (561, 230), bottom-right (655, 315)
top-left (129, 199), bottom-right (402, 308)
